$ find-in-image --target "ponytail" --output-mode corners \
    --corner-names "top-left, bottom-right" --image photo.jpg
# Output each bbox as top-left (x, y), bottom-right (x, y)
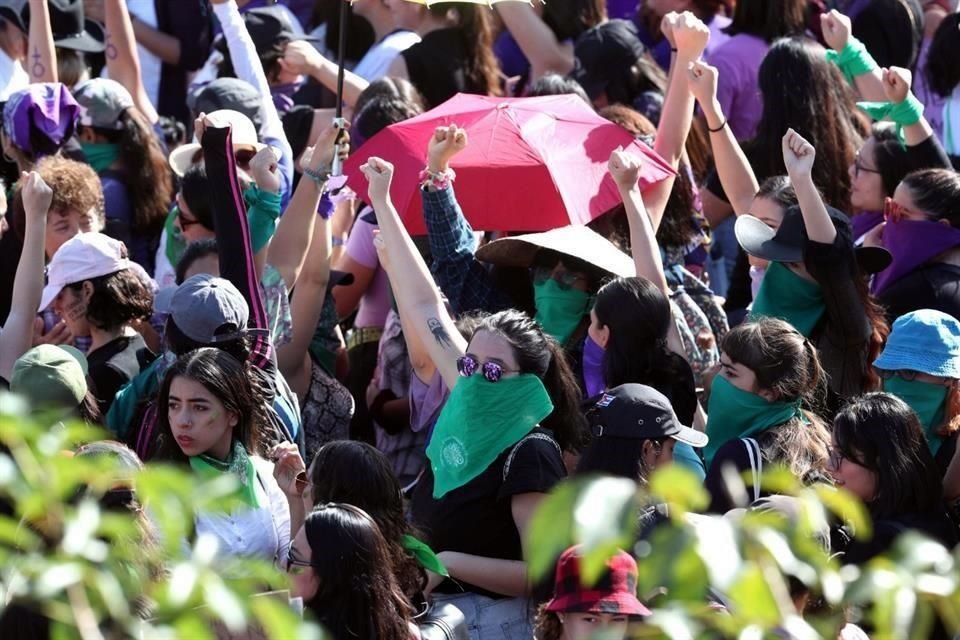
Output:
top-left (540, 338), bottom-right (589, 454)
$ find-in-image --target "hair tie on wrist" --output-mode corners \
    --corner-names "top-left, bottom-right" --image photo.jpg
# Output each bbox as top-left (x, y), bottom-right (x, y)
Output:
top-left (708, 118), bottom-right (727, 133)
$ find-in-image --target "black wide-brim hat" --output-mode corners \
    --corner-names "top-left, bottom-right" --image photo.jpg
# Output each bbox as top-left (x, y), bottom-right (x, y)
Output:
top-left (735, 205), bottom-right (892, 274)
top-left (23, 0), bottom-right (105, 53)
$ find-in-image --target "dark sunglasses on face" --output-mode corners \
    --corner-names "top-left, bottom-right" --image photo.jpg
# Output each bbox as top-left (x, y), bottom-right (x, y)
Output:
top-left (456, 354), bottom-right (519, 382)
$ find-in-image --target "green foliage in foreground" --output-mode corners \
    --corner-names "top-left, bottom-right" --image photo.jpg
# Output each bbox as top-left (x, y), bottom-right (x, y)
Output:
top-left (0, 395), bottom-right (321, 639)
top-left (527, 464), bottom-right (960, 639)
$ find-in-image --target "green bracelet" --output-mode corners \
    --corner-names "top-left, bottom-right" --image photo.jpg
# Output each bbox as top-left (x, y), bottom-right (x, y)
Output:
top-left (825, 37), bottom-right (879, 84)
top-left (857, 93), bottom-right (924, 144)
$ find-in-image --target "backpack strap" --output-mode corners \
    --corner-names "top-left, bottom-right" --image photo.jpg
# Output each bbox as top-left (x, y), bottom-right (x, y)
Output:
top-left (742, 438), bottom-right (763, 503)
top-left (502, 431), bottom-right (561, 483)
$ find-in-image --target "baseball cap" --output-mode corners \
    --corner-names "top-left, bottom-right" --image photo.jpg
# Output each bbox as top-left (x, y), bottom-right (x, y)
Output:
top-left (735, 205), bottom-right (892, 274)
top-left (23, 0), bottom-right (104, 53)
top-left (187, 78), bottom-right (262, 131)
top-left (586, 384), bottom-right (708, 448)
top-left (168, 108), bottom-right (266, 177)
top-left (3, 83), bottom-right (80, 157)
top-left (72, 78), bottom-right (134, 131)
top-left (545, 545), bottom-right (650, 616)
top-left (215, 7), bottom-right (313, 56)
top-left (39, 232), bottom-right (131, 311)
top-left (11, 344), bottom-right (88, 410)
top-left (162, 274), bottom-right (249, 344)
top-left (0, 0), bottom-right (26, 33)
top-left (571, 19), bottom-right (647, 101)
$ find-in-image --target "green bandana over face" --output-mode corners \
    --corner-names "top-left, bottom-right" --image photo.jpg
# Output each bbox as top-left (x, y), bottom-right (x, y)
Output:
top-left (704, 376), bottom-right (803, 466)
top-left (80, 142), bottom-right (120, 173)
top-left (883, 376), bottom-right (948, 455)
top-left (534, 279), bottom-right (592, 346)
top-left (427, 373), bottom-right (554, 498)
top-left (189, 439), bottom-right (260, 508)
top-left (750, 261), bottom-right (826, 337)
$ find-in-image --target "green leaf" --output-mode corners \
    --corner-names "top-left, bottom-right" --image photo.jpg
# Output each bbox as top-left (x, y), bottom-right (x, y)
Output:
top-left (813, 484), bottom-right (872, 539)
top-left (174, 612), bottom-right (215, 640)
top-left (573, 477), bottom-right (638, 585)
top-left (525, 480), bottom-right (578, 582)
top-left (648, 465), bottom-right (709, 515)
top-left (251, 595), bottom-right (323, 640)
top-left (202, 576), bottom-right (248, 631)
top-left (725, 564), bottom-right (784, 628)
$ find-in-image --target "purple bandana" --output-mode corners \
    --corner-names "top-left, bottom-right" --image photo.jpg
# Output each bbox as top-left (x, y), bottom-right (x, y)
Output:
top-left (582, 335), bottom-right (606, 398)
top-left (873, 219), bottom-right (960, 294)
top-left (3, 83), bottom-right (79, 157)
top-left (851, 211), bottom-right (884, 241)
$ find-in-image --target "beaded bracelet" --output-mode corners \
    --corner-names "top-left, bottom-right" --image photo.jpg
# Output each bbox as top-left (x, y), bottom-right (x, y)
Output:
top-left (303, 165), bottom-right (331, 187)
top-left (419, 167), bottom-right (456, 190)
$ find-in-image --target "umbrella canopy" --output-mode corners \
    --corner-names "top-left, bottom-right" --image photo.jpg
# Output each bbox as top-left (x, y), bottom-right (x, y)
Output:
top-left (344, 93), bottom-right (676, 234)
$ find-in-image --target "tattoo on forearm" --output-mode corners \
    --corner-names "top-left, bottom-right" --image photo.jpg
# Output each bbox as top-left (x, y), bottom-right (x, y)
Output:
top-left (427, 318), bottom-right (453, 348)
top-left (31, 49), bottom-right (44, 79)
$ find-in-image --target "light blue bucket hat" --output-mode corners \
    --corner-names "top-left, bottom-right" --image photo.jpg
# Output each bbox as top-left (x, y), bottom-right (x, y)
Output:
top-left (874, 309), bottom-right (960, 378)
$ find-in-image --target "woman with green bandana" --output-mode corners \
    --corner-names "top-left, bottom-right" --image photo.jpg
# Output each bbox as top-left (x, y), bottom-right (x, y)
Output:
top-left (270, 439), bottom-right (439, 617)
top-left (361, 156), bottom-right (586, 639)
top-left (734, 129), bottom-right (890, 413)
top-left (153, 348), bottom-right (291, 567)
top-left (72, 78), bottom-right (172, 273)
top-left (873, 309), bottom-right (960, 472)
top-left (703, 317), bottom-right (832, 514)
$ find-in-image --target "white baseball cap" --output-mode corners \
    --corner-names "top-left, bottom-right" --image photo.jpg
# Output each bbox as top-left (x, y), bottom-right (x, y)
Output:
top-left (39, 232), bottom-right (131, 311)
top-left (168, 108), bottom-right (266, 177)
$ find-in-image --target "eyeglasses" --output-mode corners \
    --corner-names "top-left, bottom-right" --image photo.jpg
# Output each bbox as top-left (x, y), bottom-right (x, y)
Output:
top-left (531, 265), bottom-right (588, 290)
top-left (456, 354), bottom-right (519, 382)
top-left (175, 206), bottom-right (202, 230)
top-left (853, 150), bottom-right (881, 179)
top-left (875, 367), bottom-right (919, 381)
top-left (827, 446), bottom-right (845, 472)
top-left (286, 548), bottom-right (315, 575)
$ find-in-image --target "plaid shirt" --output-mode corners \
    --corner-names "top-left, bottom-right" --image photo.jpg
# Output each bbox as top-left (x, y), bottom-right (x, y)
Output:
top-left (40, 309), bottom-right (92, 354)
top-left (422, 185), bottom-right (511, 315)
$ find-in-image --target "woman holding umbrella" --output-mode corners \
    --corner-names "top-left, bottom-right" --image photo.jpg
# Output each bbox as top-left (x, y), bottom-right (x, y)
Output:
top-left (361, 155), bottom-right (585, 637)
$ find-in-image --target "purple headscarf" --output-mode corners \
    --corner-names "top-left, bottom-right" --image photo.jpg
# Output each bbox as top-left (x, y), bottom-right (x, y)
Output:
top-left (2, 83), bottom-right (80, 158)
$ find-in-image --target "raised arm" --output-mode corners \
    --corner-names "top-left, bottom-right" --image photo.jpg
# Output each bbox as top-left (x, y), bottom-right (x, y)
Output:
top-left (362, 158), bottom-right (466, 389)
top-left (880, 66), bottom-right (933, 148)
top-left (103, 0), bottom-right (159, 123)
top-left (782, 129), bottom-right (836, 245)
top-left (821, 10), bottom-right (885, 102)
top-left (645, 11), bottom-right (709, 230)
top-left (27, 0), bottom-right (56, 82)
top-left (494, 3), bottom-right (575, 80)
top-left (687, 60), bottom-right (759, 216)
top-left (0, 173), bottom-right (50, 380)
top-left (280, 41), bottom-right (369, 109)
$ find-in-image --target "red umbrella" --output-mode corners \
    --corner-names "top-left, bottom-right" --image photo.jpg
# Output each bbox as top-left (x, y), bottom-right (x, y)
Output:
top-left (344, 93), bottom-right (676, 234)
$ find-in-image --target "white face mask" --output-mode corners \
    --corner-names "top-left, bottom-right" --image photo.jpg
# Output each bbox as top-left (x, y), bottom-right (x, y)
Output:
top-left (750, 265), bottom-right (766, 300)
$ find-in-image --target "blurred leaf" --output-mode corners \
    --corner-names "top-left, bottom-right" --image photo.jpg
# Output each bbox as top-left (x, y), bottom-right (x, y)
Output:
top-left (725, 565), bottom-right (782, 628)
top-left (574, 477), bottom-right (638, 585)
top-left (35, 562), bottom-right (83, 598)
top-left (813, 484), bottom-right (871, 539)
top-left (648, 465), bottom-right (709, 516)
top-left (174, 612), bottom-right (215, 640)
top-left (526, 480), bottom-right (578, 582)
top-left (251, 595), bottom-right (323, 640)
top-left (203, 576), bottom-right (247, 631)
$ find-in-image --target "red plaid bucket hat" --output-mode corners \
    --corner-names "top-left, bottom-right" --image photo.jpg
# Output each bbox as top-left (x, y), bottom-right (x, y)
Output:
top-left (545, 546), bottom-right (650, 617)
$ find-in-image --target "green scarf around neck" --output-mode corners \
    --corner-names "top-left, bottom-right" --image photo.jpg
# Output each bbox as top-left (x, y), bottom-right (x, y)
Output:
top-left (883, 376), bottom-right (948, 455)
top-left (81, 142), bottom-right (120, 173)
top-left (189, 439), bottom-right (260, 508)
top-left (750, 261), bottom-right (826, 337)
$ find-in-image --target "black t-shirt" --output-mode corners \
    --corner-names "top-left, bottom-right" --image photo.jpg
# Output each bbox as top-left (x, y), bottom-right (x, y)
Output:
top-left (86, 334), bottom-right (156, 417)
top-left (878, 263), bottom-right (960, 324)
top-left (402, 28), bottom-right (476, 109)
top-left (409, 427), bottom-right (566, 598)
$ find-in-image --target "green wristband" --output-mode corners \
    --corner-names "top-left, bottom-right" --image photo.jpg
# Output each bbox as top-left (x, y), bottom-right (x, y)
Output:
top-left (243, 184), bottom-right (282, 253)
top-left (857, 93), bottom-right (924, 144)
top-left (825, 37), bottom-right (879, 84)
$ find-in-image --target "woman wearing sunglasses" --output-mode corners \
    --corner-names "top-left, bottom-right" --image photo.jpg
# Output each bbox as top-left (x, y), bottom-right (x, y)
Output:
top-left (361, 156), bottom-right (585, 638)
top-left (287, 503), bottom-right (415, 639)
top-left (872, 309), bottom-right (960, 472)
top-left (829, 392), bottom-right (957, 565)
top-left (871, 168), bottom-right (960, 322)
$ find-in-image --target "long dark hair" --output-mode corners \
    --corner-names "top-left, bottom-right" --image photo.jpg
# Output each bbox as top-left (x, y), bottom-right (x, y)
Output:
top-left (724, 0), bottom-right (807, 41)
top-left (473, 310), bottom-right (588, 453)
top-left (925, 12), bottom-right (960, 98)
top-left (153, 348), bottom-right (269, 463)
top-left (89, 107), bottom-right (173, 236)
top-left (900, 168), bottom-right (960, 227)
top-left (302, 504), bottom-right (412, 640)
top-left (752, 37), bottom-right (867, 212)
top-left (308, 442), bottom-right (427, 604)
top-left (428, 3), bottom-right (501, 97)
top-left (833, 393), bottom-right (944, 519)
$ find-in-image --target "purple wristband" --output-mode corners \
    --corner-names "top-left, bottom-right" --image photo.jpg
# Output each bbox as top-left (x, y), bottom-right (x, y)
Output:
top-left (318, 192), bottom-right (335, 219)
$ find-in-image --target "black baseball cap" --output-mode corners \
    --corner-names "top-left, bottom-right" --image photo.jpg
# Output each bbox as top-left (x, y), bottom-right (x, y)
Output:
top-left (735, 205), bottom-right (892, 274)
top-left (215, 7), bottom-right (316, 56)
top-left (187, 78), bottom-right (263, 131)
top-left (587, 384), bottom-right (708, 448)
top-left (23, 0), bottom-right (105, 53)
top-left (0, 0), bottom-right (26, 33)
top-left (570, 19), bottom-right (646, 101)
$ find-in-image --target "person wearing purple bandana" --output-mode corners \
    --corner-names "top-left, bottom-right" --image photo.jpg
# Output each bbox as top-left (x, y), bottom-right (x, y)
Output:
top-left (1, 82), bottom-right (79, 171)
top-left (872, 168), bottom-right (960, 322)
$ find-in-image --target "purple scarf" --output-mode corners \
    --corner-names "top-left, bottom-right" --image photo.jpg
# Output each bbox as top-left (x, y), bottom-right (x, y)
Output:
top-left (873, 219), bottom-right (960, 294)
top-left (583, 336), bottom-right (606, 398)
top-left (851, 211), bottom-right (884, 240)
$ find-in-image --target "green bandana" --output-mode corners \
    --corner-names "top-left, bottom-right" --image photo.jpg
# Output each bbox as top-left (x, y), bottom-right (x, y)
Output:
top-left (705, 376), bottom-right (803, 467)
top-left (750, 261), bottom-right (826, 337)
top-left (427, 373), bottom-right (554, 498)
top-left (80, 142), bottom-right (120, 173)
top-left (189, 440), bottom-right (261, 508)
top-left (824, 37), bottom-right (878, 84)
top-left (534, 279), bottom-right (592, 346)
top-left (856, 94), bottom-right (924, 145)
top-left (883, 376), bottom-right (948, 455)
top-left (401, 534), bottom-right (448, 576)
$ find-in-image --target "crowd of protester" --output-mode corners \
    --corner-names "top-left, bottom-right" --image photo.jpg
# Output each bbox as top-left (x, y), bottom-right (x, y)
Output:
top-left (1, 0), bottom-right (960, 638)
